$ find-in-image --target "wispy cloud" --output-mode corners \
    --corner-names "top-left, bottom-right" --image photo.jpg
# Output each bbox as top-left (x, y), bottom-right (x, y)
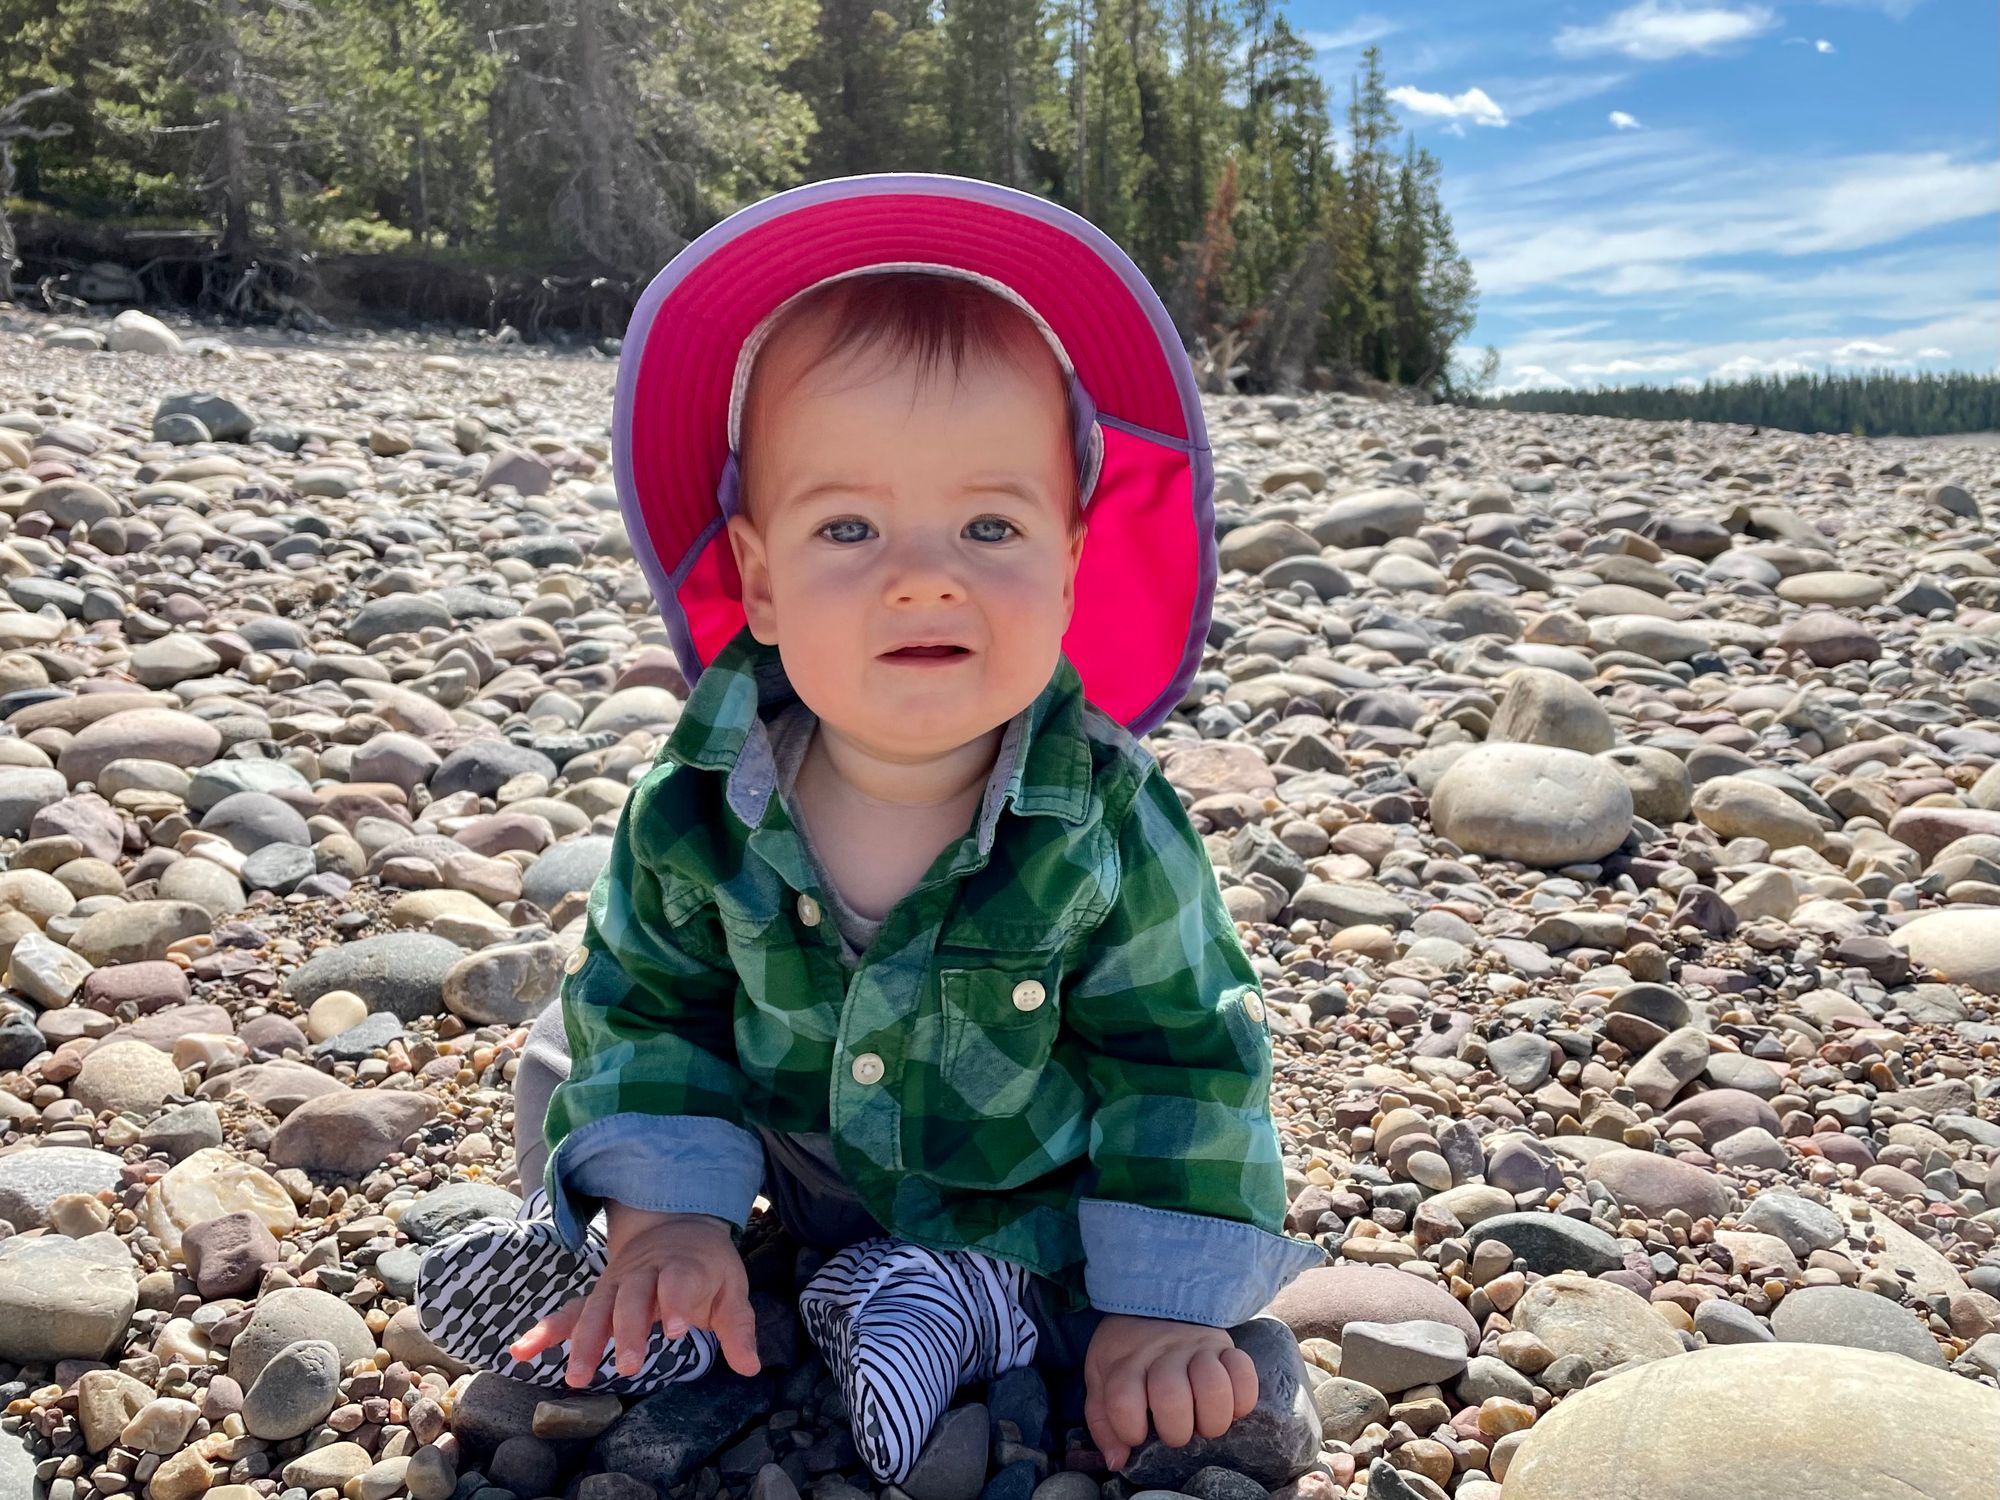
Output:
top-left (1568, 354), bottom-right (1695, 375)
top-left (1609, 110), bottom-right (1643, 129)
top-left (1785, 35), bottom-right (1839, 50)
top-left (1302, 16), bottom-right (1400, 54)
top-left (1816, 0), bottom-right (1925, 17)
top-left (1496, 72), bottom-right (1631, 119)
top-left (1453, 147), bottom-right (2000, 296)
top-left (1389, 84), bottom-right (1509, 129)
top-left (1710, 352), bottom-right (1819, 379)
top-left (1555, 2), bottom-right (1779, 62)
top-left (1817, 38), bottom-right (1837, 51)
top-left (1501, 364), bottom-right (1575, 391)
top-left (1480, 301), bottom-right (1996, 392)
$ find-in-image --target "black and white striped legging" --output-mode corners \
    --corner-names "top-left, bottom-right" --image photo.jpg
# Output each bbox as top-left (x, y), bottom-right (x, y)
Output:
top-left (417, 1194), bottom-right (1038, 1486)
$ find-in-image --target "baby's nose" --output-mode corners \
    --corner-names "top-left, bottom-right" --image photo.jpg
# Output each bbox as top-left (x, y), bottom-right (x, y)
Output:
top-left (881, 538), bottom-right (966, 603)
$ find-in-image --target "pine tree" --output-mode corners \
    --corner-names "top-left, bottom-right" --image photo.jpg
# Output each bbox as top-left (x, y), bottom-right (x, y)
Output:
top-left (786, 0), bottom-right (944, 179)
top-left (2, 0), bottom-right (1500, 398)
top-left (940, 0), bottom-right (1059, 189)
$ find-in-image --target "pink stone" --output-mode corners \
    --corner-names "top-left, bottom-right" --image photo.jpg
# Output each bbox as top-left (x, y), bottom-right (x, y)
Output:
top-left (81, 961), bottom-right (191, 1014)
top-left (1262, 1265), bottom-right (1480, 1351)
top-left (1888, 806), bottom-right (2000, 863)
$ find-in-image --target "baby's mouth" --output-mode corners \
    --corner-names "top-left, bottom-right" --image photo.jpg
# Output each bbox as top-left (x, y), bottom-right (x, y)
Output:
top-left (881, 644), bottom-right (972, 660)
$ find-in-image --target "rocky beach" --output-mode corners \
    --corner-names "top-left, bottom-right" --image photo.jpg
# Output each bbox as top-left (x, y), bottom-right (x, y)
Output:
top-left (0, 304), bottom-right (1994, 1500)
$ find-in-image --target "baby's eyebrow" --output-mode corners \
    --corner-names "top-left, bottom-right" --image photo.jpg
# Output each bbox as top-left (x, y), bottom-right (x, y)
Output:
top-left (780, 476), bottom-right (1049, 509)
top-left (780, 479), bottom-right (888, 510)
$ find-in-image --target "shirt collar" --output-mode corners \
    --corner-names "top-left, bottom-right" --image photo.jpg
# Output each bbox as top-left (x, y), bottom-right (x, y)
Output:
top-left (660, 627), bottom-right (1093, 848)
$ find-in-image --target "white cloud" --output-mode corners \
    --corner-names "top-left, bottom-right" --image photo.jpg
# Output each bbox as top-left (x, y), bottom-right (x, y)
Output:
top-left (1609, 110), bottom-right (1643, 129)
top-left (1816, 38), bottom-right (1836, 51)
top-left (1302, 16), bottom-right (1400, 53)
top-left (1568, 354), bottom-right (1697, 375)
top-left (1816, 0), bottom-right (1925, 17)
top-left (1712, 353), bottom-right (1818, 379)
top-left (1451, 147), bottom-right (2000, 297)
top-left (1389, 84), bottom-right (1510, 128)
top-left (1493, 364), bottom-right (1574, 393)
top-left (1496, 72), bottom-right (1630, 119)
top-left (1487, 305), bottom-right (1999, 394)
top-left (1916, 346), bottom-right (1951, 358)
top-left (1555, 2), bottom-right (1778, 62)
top-left (1831, 339), bottom-right (1897, 360)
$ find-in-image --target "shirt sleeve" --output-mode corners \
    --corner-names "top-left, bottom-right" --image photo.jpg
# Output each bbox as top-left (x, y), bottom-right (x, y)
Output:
top-left (539, 762), bottom-right (767, 1248)
top-left (1060, 762), bottom-right (1327, 1326)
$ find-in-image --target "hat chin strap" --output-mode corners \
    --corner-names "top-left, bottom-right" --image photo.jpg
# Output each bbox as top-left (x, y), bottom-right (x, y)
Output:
top-left (718, 261), bottom-right (1106, 522)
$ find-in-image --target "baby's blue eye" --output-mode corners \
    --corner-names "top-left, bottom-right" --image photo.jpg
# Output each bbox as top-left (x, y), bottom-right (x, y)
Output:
top-left (966, 517), bottom-right (1018, 543)
top-left (819, 518), bottom-right (875, 544)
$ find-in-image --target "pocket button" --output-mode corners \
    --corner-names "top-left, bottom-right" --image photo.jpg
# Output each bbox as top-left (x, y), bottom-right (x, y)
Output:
top-left (797, 894), bottom-right (822, 927)
top-left (1011, 979), bottom-right (1046, 1012)
top-left (1244, 992), bottom-right (1266, 1024)
top-left (851, 1052), bottom-right (885, 1086)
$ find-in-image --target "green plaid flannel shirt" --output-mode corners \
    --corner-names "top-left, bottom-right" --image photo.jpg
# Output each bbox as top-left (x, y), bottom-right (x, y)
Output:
top-left (543, 626), bottom-right (1324, 1322)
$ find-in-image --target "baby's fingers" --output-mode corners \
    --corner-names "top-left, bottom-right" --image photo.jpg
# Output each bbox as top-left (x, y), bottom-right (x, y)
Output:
top-left (611, 1276), bottom-right (660, 1377)
top-left (706, 1282), bottom-right (762, 1377)
top-left (509, 1297), bottom-right (583, 1363)
top-left (1219, 1346), bottom-right (1259, 1418)
top-left (1147, 1358), bottom-right (1197, 1449)
top-left (1187, 1351), bottom-right (1238, 1440)
top-left (564, 1281), bottom-right (619, 1387)
top-left (1084, 1361), bottom-right (1151, 1472)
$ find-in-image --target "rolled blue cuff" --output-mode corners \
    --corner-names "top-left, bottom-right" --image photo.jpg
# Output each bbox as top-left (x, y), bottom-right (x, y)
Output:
top-left (1079, 1198), bottom-right (1328, 1327)
top-left (545, 1112), bottom-right (766, 1248)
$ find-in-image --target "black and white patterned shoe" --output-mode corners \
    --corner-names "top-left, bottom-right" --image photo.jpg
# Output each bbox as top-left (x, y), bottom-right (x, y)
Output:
top-left (415, 1205), bottom-right (718, 1394)
top-left (798, 1237), bottom-right (1038, 1485)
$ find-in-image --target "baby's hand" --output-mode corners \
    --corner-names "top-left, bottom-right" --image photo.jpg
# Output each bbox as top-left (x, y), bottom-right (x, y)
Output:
top-left (508, 1206), bottom-right (762, 1386)
top-left (1083, 1313), bottom-right (1257, 1472)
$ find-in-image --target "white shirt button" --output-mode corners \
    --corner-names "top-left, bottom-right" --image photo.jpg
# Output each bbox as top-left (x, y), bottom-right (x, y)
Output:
top-left (1244, 993), bottom-right (1266, 1024)
top-left (797, 894), bottom-right (822, 927)
top-left (851, 1052), bottom-right (885, 1086)
top-left (1011, 979), bottom-right (1046, 1013)
top-left (563, 947), bottom-right (589, 976)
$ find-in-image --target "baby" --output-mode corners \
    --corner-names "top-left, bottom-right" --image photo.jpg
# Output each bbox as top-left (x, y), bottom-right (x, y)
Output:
top-left (418, 175), bottom-right (1324, 1487)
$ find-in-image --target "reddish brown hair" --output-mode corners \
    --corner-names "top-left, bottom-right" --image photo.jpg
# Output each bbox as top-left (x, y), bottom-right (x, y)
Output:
top-left (737, 271), bottom-right (1084, 531)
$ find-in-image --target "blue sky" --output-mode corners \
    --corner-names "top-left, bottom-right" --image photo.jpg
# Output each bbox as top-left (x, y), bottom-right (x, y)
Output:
top-left (1296, 0), bottom-right (1999, 391)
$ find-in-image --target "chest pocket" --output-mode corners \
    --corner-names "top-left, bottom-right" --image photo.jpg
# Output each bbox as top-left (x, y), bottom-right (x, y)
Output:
top-left (937, 953), bottom-right (1063, 1117)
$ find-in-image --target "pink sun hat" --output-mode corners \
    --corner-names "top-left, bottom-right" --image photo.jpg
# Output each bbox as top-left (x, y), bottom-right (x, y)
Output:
top-left (613, 172), bottom-right (1215, 736)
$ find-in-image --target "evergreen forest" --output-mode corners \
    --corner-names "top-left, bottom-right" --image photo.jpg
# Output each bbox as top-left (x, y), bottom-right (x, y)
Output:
top-left (0, 2), bottom-right (1484, 396)
top-left (1476, 369), bottom-right (2000, 440)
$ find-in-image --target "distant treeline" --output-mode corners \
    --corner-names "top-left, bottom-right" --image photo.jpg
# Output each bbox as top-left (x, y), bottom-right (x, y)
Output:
top-left (1469, 368), bottom-right (2000, 438)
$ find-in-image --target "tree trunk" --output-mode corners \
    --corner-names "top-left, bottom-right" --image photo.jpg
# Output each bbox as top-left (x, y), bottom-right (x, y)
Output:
top-left (488, 80), bottom-right (510, 244)
top-left (414, 114), bottom-right (431, 249)
top-left (0, 145), bottom-right (15, 304)
top-left (218, 0), bottom-right (252, 257)
top-left (1072, 2), bottom-right (1087, 212)
top-left (1182, 0), bottom-right (1201, 236)
top-left (265, 162), bottom-right (285, 239)
top-left (573, 0), bottom-right (617, 263)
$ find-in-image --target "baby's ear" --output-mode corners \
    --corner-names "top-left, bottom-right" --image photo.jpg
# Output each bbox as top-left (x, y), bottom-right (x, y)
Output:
top-left (726, 514), bottom-right (779, 643)
top-left (1062, 521), bottom-right (1088, 615)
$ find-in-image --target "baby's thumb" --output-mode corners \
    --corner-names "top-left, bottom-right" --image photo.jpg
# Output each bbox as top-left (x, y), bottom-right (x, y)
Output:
top-left (710, 1286), bottom-right (763, 1377)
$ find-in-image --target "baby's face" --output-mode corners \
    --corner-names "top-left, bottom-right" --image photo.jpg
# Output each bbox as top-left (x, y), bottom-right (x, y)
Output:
top-left (726, 316), bottom-right (1085, 762)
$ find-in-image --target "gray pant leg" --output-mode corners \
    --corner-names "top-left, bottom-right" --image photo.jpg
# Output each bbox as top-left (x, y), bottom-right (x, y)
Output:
top-left (512, 1002), bottom-right (573, 1199)
top-left (757, 1127), bottom-right (889, 1250)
